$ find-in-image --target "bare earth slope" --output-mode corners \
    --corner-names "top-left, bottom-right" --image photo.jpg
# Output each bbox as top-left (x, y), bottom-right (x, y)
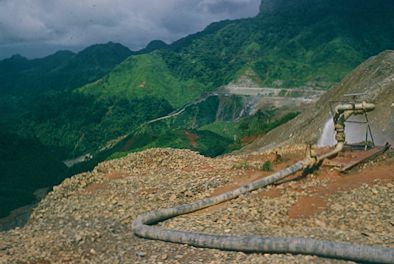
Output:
top-left (241, 50), bottom-right (394, 153)
top-left (0, 147), bottom-right (393, 263)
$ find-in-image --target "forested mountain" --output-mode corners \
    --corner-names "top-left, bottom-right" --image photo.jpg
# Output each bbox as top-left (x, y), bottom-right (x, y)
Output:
top-left (166, 0), bottom-right (393, 89)
top-left (72, 0), bottom-right (394, 156)
top-left (2, 0), bottom-right (393, 158)
top-left (81, 0), bottom-right (394, 103)
top-left (0, 42), bottom-right (132, 98)
top-left (0, 42), bottom-right (133, 126)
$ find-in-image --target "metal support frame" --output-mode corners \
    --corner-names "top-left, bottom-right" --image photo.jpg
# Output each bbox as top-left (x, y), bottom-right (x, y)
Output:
top-left (329, 94), bottom-right (376, 151)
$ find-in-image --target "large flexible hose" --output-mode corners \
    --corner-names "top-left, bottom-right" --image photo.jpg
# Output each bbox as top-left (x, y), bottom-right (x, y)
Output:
top-left (133, 102), bottom-right (394, 263)
top-left (133, 158), bottom-right (394, 263)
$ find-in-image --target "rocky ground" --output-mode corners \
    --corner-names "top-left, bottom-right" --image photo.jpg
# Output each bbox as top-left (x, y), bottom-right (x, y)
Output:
top-left (0, 146), bottom-right (393, 264)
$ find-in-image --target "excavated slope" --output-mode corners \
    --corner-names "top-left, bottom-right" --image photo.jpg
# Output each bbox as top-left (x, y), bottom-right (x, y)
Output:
top-left (0, 147), bottom-right (393, 263)
top-left (242, 50), bottom-right (394, 152)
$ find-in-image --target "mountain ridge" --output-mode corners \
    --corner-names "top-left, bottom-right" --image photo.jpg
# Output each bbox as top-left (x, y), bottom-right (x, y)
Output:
top-left (0, 42), bottom-right (133, 97)
top-left (259, 0), bottom-right (391, 14)
top-left (4, 0), bottom-right (394, 159)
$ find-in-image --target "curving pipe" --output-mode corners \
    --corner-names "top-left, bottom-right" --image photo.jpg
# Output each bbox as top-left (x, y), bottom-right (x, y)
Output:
top-left (133, 102), bottom-right (394, 263)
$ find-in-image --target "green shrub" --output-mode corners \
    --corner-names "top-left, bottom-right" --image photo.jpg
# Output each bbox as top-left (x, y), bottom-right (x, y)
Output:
top-left (261, 160), bottom-right (273, 171)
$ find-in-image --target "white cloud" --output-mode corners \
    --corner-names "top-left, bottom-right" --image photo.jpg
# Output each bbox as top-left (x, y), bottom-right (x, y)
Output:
top-left (0, 0), bottom-right (260, 58)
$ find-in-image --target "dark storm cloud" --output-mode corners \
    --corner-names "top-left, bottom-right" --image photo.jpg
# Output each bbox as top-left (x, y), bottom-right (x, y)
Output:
top-left (0, 0), bottom-right (260, 59)
top-left (202, 0), bottom-right (260, 15)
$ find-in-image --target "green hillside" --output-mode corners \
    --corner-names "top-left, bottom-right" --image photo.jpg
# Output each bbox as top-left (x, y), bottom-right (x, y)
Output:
top-left (0, 42), bottom-right (133, 125)
top-left (106, 95), bottom-right (299, 160)
top-left (0, 42), bottom-right (132, 98)
top-left (80, 52), bottom-right (205, 107)
top-left (0, 129), bottom-right (68, 218)
top-left (78, 0), bottom-right (394, 105)
top-left (17, 92), bottom-right (173, 157)
top-left (160, 0), bottom-right (394, 89)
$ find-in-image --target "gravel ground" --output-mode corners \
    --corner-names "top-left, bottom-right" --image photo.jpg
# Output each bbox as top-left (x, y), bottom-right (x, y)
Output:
top-left (0, 146), bottom-right (393, 264)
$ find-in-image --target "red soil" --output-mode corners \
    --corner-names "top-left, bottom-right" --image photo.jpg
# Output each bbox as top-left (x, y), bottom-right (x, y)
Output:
top-left (104, 170), bottom-right (128, 180)
top-left (198, 147), bottom-right (393, 219)
top-left (288, 159), bottom-right (394, 218)
top-left (184, 130), bottom-right (198, 148)
top-left (84, 183), bottom-right (107, 193)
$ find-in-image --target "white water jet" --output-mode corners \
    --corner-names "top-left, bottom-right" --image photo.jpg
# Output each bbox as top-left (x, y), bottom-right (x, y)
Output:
top-left (317, 117), bottom-right (336, 147)
top-left (318, 115), bottom-right (371, 147)
top-left (63, 153), bottom-right (92, 168)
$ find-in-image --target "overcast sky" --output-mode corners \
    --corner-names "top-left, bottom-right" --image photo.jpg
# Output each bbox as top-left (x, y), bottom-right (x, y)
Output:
top-left (0, 0), bottom-right (261, 59)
